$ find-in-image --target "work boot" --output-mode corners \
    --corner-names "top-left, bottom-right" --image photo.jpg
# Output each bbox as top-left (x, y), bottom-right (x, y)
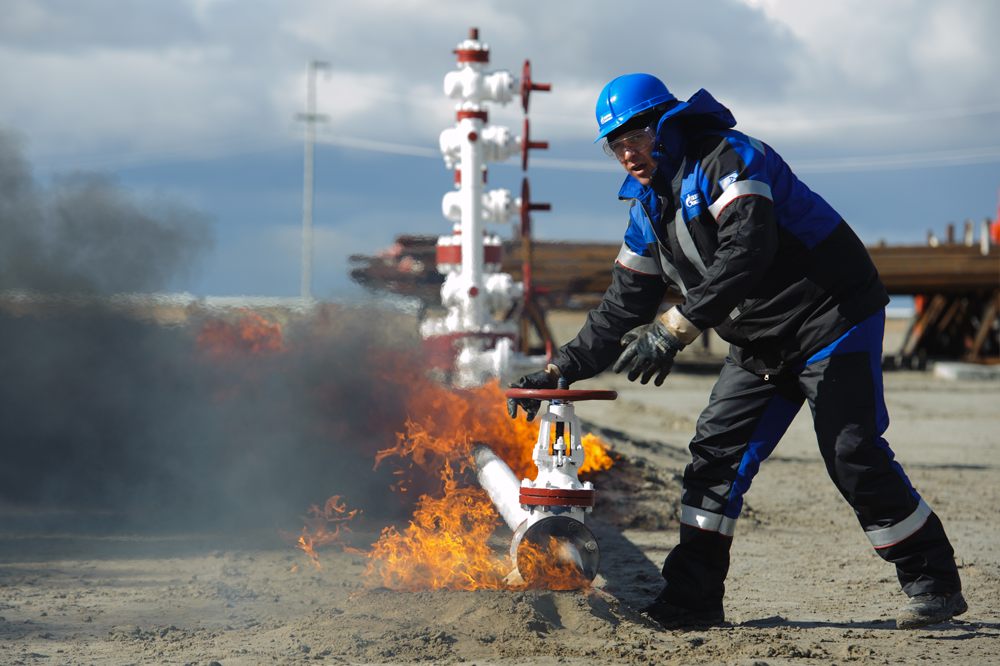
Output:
top-left (896, 591), bottom-right (968, 629)
top-left (640, 598), bottom-right (725, 629)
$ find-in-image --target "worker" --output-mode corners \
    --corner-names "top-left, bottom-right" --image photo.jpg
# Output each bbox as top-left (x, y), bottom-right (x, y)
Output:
top-left (506, 74), bottom-right (965, 631)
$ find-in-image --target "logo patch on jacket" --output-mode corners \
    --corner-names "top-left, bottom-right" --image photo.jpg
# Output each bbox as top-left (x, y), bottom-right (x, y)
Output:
top-left (684, 193), bottom-right (701, 208)
top-left (718, 171), bottom-right (739, 191)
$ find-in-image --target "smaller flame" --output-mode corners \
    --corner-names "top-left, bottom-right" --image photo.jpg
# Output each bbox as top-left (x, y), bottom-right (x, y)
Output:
top-left (285, 372), bottom-right (618, 589)
top-left (361, 461), bottom-right (511, 591)
top-left (196, 309), bottom-right (283, 357)
top-left (579, 433), bottom-right (615, 475)
top-left (280, 495), bottom-right (362, 570)
top-left (515, 535), bottom-right (593, 591)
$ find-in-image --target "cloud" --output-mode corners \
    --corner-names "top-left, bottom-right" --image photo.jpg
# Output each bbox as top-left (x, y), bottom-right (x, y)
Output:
top-left (732, 0), bottom-right (1000, 152)
top-left (0, 0), bottom-right (203, 53)
top-left (2, 0), bottom-right (997, 302)
top-left (13, 0), bottom-right (972, 168)
top-left (3, 0), bottom-right (995, 170)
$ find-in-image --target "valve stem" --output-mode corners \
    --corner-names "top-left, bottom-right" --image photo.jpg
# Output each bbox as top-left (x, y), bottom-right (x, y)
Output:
top-left (553, 377), bottom-right (569, 466)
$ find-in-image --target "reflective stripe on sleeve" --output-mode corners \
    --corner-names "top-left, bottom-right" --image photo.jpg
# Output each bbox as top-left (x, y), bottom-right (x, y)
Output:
top-left (673, 208), bottom-right (709, 277)
top-left (865, 499), bottom-right (932, 549)
top-left (680, 504), bottom-right (737, 537)
top-left (748, 136), bottom-right (765, 155)
top-left (615, 242), bottom-right (660, 275)
top-left (659, 248), bottom-right (688, 296)
top-left (708, 180), bottom-right (773, 220)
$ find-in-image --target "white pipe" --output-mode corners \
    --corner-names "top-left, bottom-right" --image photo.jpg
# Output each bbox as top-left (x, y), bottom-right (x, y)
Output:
top-left (472, 443), bottom-right (529, 531)
top-left (459, 116), bottom-right (486, 329)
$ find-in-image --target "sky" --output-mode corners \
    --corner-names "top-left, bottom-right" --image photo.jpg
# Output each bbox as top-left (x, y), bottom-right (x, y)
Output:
top-left (2, 0), bottom-right (999, 299)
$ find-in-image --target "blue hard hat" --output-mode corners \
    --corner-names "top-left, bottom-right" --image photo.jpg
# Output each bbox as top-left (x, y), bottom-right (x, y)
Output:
top-left (594, 73), bottom-right (676, 143)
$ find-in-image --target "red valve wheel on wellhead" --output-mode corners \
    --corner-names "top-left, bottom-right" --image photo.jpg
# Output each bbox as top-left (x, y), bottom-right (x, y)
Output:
top-left (520, 60), bottom-right (551, 114)
top-left (520, 118), bottom-right (549, 172)
top-left (519, 177), bottom-right (550, 238)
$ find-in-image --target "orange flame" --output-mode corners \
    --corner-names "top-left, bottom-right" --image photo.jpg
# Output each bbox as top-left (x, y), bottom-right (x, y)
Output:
top-left (294, 354), bottom-right (615, 591)
top-left (195, 309), bottom-right (283, 357)
top-left (514, 535), bottom-right (594, 591)
top-left (279, 495), bottom-right (362, 570)
top-left (362, 461), bottom-right (510, 591)
top-left (371, 364), bottom-right (613, 485)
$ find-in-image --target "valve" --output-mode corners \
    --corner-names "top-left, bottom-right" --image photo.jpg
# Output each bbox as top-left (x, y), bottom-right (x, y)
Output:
top-left (519, 178), bottom-right (550, 238)
top-left (444, 68), bottom-right (516, 105)
top-left (440, 124), bottom-right (519, 169)
top-left (496, 386), bottom-right (618, 586)
top-left (483, 188), bottom-right (518, 223)
top-left (520, 60), bottom-right (551, 114)
top-left (442, 188), bottom-right (520, 224)
top-left (521, 118), bottom-right (548, 172)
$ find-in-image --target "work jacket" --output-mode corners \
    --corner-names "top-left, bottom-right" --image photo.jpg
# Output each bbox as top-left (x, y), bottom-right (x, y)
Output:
top-left (553, 90), bottom-right (888, 380)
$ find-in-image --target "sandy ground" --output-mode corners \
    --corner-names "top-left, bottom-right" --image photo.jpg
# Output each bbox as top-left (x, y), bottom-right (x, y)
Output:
top-left (1, 317), bottom-right (999, 666)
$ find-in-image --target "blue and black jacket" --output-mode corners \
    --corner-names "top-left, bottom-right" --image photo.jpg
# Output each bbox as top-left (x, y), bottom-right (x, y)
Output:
top-left (554, 90), bottom-right (888, 379)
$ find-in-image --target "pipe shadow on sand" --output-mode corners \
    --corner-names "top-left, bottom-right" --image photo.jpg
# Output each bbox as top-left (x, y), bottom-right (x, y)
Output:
top-left (587, 517), bottom-right (666, 610)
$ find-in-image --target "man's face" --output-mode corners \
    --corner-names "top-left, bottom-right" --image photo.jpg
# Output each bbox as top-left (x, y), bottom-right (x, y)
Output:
top-left (607, 126), bottom-right (658, 186)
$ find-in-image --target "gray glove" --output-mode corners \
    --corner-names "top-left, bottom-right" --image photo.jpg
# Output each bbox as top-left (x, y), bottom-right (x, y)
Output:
top-left (506, 369), bottom-right (559, 421)
top-left (612, 320), bottom-right (684, 386)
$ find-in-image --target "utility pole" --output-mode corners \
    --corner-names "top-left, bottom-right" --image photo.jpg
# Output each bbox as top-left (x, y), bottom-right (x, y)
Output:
top-left (297, 59), bottom-right (330, 301)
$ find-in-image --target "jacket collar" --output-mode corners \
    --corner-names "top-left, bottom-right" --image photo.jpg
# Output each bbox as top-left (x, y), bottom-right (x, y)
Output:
top-left (618, 174), bottom-right (648, 200)
top-left (618, 88), bottom-right (736, 201)
top-left (655, 88), bottom-right (736, 130)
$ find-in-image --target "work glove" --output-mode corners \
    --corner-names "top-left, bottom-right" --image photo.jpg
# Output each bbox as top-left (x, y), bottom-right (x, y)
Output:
top-left (506, 368), bottom-right (559, 421)
top-left (612, 320), bottom-right (684, 386)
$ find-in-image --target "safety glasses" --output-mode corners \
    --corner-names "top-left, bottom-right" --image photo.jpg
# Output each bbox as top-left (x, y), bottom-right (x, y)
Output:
top-left (603, 126), bottom-right (656, 160)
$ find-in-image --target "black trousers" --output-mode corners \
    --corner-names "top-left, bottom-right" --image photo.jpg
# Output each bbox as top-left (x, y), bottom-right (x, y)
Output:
top-left (658, 311), bottom-right (961, 609)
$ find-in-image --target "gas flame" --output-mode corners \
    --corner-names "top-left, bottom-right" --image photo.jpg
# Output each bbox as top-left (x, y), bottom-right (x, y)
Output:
top-left (191, 317), bottom-right (616, 592)
top-left (296, 355), bottom-right (615, 591)
top-left (514, 535), bottom-right (594, 591)
top-left (195, 309), bottom-right (283, 357)
top-left (279, 495), bottom-right (362, 571)
top-left (363, 460), bottom-right (509, 591)
top-left (371, 364), bottom-right (613, 484)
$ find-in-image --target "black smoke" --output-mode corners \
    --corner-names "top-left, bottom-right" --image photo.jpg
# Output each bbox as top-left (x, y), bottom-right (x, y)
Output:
top-left (0, 128), bottom-right (419, 536)
top-left (0, 129), bottom-right (213, 294)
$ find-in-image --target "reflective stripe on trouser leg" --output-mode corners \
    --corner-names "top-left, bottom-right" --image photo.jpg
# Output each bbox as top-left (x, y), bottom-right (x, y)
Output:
top-left (679, 392), bottom-right (801, 536)
top-left (658, 358), bottom-right (804, 608)
top-left (800, 310), bottom-right (960, 595)
top-left (679, 358), bottom-right (803, 536)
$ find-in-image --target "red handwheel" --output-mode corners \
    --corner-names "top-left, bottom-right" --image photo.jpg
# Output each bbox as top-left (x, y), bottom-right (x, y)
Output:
top-left (504, 388), bottom-right (617, 401)
top-left (520, 118), bottom-right (549, 172)
top-left (520, 60), bottom-right (551, 114)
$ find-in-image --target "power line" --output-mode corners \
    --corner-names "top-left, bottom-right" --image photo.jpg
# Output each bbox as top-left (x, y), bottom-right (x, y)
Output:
top-left (31, 130), bottom-right (1000, 176)
top-left (315, 134), bottom-right (1000, 174)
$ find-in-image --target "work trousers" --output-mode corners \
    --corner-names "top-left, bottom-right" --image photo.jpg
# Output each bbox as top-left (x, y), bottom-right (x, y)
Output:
top-left (659, 310), bottom-right (961, 610)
